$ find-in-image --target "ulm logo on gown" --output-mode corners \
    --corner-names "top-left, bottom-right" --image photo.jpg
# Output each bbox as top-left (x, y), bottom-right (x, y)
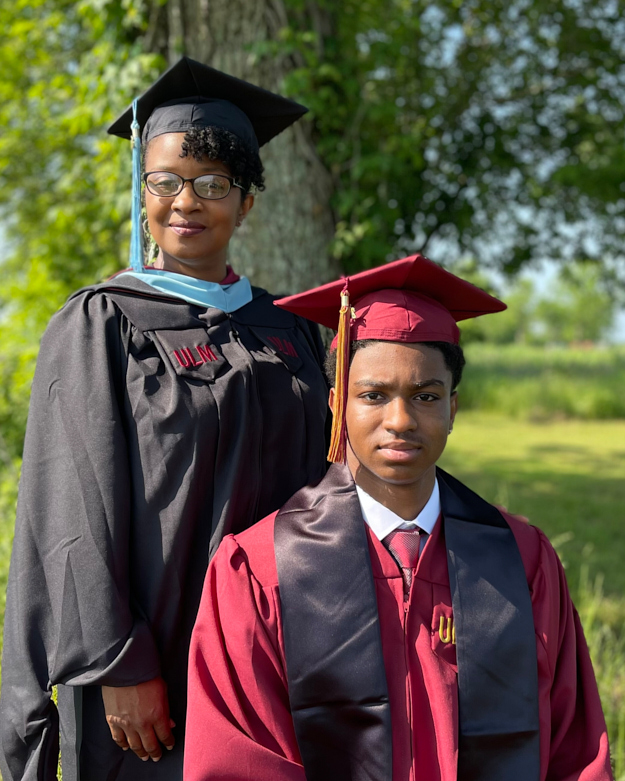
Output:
top-left (173, 344), bottom-right (218, 368)
top-left (439, 616), bottom-right (456, 645)
top-left (431, 609), bottom-right (457, 667)
top-left (152, 328), bottom-right (228, 382)
top-left (266, 336), bottom-right (299, 358)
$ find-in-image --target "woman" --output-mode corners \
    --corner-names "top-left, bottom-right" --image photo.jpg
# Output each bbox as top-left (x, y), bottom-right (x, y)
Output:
top-left (0, 57), bottom-right (328, 781)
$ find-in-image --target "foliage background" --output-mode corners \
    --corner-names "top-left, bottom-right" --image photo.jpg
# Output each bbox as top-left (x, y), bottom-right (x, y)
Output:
top-left (1, 0), bottom-right (625, 776)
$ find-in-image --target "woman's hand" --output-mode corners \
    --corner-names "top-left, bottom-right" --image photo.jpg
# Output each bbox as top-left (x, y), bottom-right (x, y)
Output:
top-left (102, 676), bottom-right (176, 762)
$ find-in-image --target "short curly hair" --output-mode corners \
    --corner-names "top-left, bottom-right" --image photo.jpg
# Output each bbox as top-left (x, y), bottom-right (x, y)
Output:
top-left (144, 125), bottom-right (265, 197)
top-left (180, 126), bottom-right (265, 196)
top-left (324, 339), bottom-right (466, 392)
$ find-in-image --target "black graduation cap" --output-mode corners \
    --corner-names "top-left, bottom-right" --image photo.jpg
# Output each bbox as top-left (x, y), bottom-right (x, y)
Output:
top-left (107, 56), bottom-right (309, 152)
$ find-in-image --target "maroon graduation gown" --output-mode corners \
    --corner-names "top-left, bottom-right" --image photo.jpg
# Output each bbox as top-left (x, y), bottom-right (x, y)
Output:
top-left (185, 498), bottom-right (612, 779)
top-left (0, 275), bottom-right (328, 781)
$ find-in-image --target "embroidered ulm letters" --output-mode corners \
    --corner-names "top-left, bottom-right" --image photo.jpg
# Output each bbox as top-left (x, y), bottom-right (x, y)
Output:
top-left (174, 344), bottom-right (218, 368)
top-left (439, 616), bottom-right (456, 645)
top-left (266, 336), bottom-right (299, 358)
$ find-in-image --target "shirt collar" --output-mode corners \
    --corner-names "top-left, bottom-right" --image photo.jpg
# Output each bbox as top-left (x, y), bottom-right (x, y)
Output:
top-left (356, 479), bottom-right (441, 542)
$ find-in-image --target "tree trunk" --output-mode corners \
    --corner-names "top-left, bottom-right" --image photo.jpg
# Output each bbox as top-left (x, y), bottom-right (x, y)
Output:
top-left (145, 0), bottom-right (339, 294)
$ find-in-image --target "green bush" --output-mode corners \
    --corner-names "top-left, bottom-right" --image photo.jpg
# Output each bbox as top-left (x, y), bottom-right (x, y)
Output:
top-left (460, 344), bottom-right (625, 420)
top-left (0, 457), bottom-right (19, 688)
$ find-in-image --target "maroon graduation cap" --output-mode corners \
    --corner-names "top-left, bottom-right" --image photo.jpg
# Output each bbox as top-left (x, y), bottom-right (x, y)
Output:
top-left (275, 254), bottom-right (506, 462)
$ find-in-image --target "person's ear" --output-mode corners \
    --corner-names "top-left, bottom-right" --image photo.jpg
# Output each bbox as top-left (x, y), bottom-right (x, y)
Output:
top-left (236, 193), bottom-right (254, 226)
top-left (448, 390), bottom-right (458, 434)
top-left (328, 387), bottom-right (335, 414)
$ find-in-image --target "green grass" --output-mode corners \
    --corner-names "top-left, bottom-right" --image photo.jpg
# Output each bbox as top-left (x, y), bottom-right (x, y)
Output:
top-left (461, 343), bottom-right (625, 420)
top-left (440, 412), bottom-right (625, 595)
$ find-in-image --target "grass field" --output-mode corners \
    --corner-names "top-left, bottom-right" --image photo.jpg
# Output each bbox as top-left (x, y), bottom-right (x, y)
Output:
top-left (440, 412), bottom-right (625, 595)
top-left (461, 343), bottom-right (625, 420)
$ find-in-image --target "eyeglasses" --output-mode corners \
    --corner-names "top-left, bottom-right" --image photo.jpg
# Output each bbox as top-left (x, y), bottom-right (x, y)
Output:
top-left (143, 171), bottom-right (244, 200)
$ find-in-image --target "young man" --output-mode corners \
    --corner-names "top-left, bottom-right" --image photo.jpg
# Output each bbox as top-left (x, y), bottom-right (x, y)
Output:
top-left (184, 255), bottom-right (612, 781)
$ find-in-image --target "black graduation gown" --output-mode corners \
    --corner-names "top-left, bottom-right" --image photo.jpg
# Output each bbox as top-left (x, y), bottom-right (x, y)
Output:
top-left (0, 275), bottom-right (328, 781)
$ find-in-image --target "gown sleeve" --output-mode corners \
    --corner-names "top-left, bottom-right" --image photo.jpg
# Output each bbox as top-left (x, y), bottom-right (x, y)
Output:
top-left (0, 292), bottom-right (161, 781)
top-left (532, 529), bottom-right (613, 780)
top-left (184, 534), bottom-right (305, 781)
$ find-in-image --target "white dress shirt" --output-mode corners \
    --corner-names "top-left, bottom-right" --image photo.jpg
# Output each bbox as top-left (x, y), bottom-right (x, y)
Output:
top-left (356, 479), bottom-right (441, 544)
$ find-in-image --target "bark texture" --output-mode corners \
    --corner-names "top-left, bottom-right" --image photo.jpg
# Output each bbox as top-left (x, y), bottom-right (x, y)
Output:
top-left (145, 0), bottom-right (339, 294)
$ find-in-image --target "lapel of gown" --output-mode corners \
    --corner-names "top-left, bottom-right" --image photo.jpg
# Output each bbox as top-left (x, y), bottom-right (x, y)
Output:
top-left (274, 464), bottom-right (392, 781)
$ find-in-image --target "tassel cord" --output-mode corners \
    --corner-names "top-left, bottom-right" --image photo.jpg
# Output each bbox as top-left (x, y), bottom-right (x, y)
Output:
top-left (129, 98), bottom-right (144, 272)
top-left (328, 285), bottom-right (351, 464)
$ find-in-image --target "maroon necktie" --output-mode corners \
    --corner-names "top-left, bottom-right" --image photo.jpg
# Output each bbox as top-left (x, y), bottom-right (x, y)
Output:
top-left (384, 527), bottom-right (424, 598)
